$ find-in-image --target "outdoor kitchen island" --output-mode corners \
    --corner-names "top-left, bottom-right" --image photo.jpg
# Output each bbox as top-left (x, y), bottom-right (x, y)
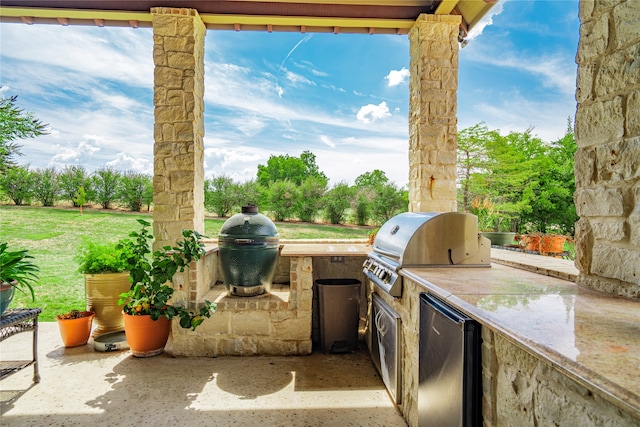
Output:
top-left (174, 242), bottom-right (370, 357)
top-left (380, 257), bottom-right (640, 427)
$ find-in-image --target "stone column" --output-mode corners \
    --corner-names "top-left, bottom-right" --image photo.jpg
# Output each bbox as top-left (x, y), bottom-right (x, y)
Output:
top-left (574, 0), bottom-right (640, 299)
top-left (408, 14), bottom-right (461, 213)
top-left (151, 7), bottom-right (206, 250)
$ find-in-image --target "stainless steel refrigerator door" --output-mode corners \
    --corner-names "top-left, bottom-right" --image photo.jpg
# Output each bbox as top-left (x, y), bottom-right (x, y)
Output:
top-left (419, 293), bottom-right (481, 427)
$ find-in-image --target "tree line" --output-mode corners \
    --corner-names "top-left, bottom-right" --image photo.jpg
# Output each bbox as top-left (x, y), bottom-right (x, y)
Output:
top-left (2, 94), bottom-right (577, 232)
top-left (0, 158), bottom-right (408, 226)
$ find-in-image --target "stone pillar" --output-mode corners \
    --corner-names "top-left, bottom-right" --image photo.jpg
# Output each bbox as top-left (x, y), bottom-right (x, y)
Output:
top-left (408, 14), bottom-right (461, 213)
top-left (151, 7), bottom-right (206, 250)
top-left (574, 0), bottom-right (640, 299)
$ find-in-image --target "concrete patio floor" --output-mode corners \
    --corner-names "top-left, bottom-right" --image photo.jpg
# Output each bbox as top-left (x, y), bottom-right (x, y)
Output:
top-left (1, 322), bottom-right (407, 427)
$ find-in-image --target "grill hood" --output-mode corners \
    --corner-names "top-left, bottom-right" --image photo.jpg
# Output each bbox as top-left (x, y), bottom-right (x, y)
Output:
top-left (372, 212), bottom-right (491, 268)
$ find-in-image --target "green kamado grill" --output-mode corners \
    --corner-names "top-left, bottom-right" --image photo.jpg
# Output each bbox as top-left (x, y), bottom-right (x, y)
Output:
top-left (218, 205), bottom-right (279, 296)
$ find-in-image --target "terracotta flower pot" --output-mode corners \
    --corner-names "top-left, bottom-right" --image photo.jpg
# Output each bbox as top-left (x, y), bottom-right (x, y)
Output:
top-left (57, 311), bottom-right (95, 348)
top-left (516, 234), bottom-right (540, 252)
top-left (123, 313), bottom-right (171, 357)
top-left (540, 235), bottom-right (567, 256)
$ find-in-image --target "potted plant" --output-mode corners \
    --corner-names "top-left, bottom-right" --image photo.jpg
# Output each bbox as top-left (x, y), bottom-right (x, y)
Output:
top-left (117, 219), bottom-right (215, 357)
top-left (0, 242), bottom-right (39, 316)
top-left (539, 234), bottom-right (571, 257)
top-left (56, 309), bottom-right (95, 347)
top-left (76, 240), bottom-right (133, 337)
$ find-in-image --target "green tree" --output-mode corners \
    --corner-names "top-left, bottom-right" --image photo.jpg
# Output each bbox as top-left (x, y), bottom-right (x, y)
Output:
top-left (0, 95), bottom-right (48, 173)
top-left (354, 169), bottom-right (389, 189)
top-left (300, 151), bottom-right (328, 184)
top-left (461, 128), bottom-right (545, 232)
top-left (0, 165), bottom-right (33, 205)
top-left (354, 170), bottom-right (395, 226)
top-left (204, 174), bottom-right (242, 218)
top-left (267, 180), bottom-right (300, 221)
top-left (118, 171), bottom-right (151, 212)
top-left (456, 123), bottom-right (495, 212)
top-left (74, 186), bottom-right (87, 215)
top-left (238, 180), bottom-right (260, 209)
top-left (354, 191), bottom-right (371, 226)
top-left (322, 182), bottom-right (354, 224)
top-left (519, 121), bottom-right (577, 234)
top-left (295, 177), bottom-right (326, 222)
top-left (91, 167), bottom-right (121, 209)
top-left (257, 150), bottom-right (327, 187)
top-left (371, 182), bottom-right (407, 225)
top-left (32, 167), bottom-right (59, 206)
top-left (58, 165), bottom-right (90, 207)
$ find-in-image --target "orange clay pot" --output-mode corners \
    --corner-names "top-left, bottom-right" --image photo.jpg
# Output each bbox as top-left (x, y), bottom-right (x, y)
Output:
top-left (56, 312), bottom-right (95, 348)
top-left (539, 235), bottom-right (567, 256)
top-left (123, 313), bottom-right (171, 357)
top-left (516, 234), bottom-right (540, 252)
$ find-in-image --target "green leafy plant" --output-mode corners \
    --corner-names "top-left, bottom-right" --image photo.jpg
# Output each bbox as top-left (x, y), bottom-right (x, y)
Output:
top-left (75, 240), bottom-right (133, 274)
top-left (0, 242), bottom-right (39, 300)
top-left (117, 219), bottom-right (215, 330)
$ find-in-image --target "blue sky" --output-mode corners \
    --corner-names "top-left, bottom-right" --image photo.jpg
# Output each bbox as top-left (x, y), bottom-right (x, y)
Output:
top-left (0, 0), bottom-right (580, 187)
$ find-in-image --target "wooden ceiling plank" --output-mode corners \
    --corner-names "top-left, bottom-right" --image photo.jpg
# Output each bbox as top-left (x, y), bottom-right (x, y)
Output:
top-left (435, 0), bottom-right (458, 15)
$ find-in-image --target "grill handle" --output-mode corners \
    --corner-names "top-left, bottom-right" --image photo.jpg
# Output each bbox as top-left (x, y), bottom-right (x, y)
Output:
top-left (372, 246), bottom-right (399, 259)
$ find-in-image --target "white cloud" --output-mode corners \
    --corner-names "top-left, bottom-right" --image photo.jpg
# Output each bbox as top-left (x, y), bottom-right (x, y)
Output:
top-left (285, 70), bottom-right (316, 87)
top-left (1, 25), bottom-right (153, 88)
top-left (294, 59), bottom-right (329, 77)
top-left (50, 141), bottom-right (101, 164)
top-left (356, 102), bottom-right (392, 124)
top-left (319, 135), bottom-right (336, 148)
top-left (466, 0), bottom-right (505, 41)
top-left (105, 153), bottom-right (152, 174)
top-left (385, 68), bottom-right (410, 87)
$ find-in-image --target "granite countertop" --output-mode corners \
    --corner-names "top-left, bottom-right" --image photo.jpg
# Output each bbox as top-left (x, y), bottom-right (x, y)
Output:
top-left (403, 263), bottom-right (640, 419)
top-left (280, 243), bottom-right (371, 256)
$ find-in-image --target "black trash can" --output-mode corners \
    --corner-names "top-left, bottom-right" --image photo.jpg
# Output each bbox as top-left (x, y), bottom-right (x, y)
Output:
top-left (218, 205), bottom-right (279, 296)
top-left (316, 279), bottom-right (361, 353)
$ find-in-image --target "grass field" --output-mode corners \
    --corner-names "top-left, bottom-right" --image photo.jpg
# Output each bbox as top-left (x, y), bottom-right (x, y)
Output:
top-left (0, 205), bottom-right (371, 321)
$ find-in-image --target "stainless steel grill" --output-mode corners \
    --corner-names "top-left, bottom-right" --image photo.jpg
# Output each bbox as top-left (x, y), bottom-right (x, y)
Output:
top-left (363, 212), bottom-right (491, 297)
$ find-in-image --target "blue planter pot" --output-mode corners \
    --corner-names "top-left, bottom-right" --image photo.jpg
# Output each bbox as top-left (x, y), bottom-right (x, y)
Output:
top-left (0, 284), bottom-right (15, 316)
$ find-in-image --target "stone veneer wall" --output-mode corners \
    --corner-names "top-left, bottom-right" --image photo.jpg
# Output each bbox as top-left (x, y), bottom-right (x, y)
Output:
top-left (408, 14), bottom-right (461, 213)
top-left (574, 0), bottom-right (640, 299)
top-left (481, 329), bottom-right (639, 426)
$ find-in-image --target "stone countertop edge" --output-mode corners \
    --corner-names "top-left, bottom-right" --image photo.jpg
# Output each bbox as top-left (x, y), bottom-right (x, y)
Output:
top-left (401, 265), bottom-right (640, 420)
top-left (279, 243), bottom-right (371, 256)
top-left (203, 242), bottom-right (371, 257)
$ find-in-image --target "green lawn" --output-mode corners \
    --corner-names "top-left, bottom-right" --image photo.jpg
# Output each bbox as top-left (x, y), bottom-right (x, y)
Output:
top-left (0, 205), bottom-right (371, 321)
